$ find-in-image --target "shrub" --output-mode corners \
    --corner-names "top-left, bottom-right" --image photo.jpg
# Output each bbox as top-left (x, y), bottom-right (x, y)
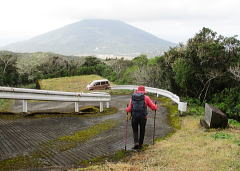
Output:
top-left (211, 87), bottom-right (240, 121)
top-left (182, 97), bottom-right (205, 115)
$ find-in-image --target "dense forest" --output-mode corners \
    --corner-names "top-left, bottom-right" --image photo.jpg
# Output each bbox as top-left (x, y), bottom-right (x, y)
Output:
top-left (0, 27), bottom-right (239, 120)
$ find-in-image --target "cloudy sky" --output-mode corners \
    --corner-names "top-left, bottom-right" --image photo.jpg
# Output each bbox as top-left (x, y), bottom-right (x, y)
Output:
top-left (0, 0), bottom-right (239, 46)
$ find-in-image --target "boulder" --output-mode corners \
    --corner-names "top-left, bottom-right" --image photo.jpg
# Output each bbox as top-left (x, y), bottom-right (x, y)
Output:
top-left (200, 103), bottom-right (228, 129)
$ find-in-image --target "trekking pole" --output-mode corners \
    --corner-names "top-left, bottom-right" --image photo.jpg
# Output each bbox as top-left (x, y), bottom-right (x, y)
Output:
top-left (153, 101), bottom-right (157, 145)
top-left (125, 104), bottom-right (129, 151)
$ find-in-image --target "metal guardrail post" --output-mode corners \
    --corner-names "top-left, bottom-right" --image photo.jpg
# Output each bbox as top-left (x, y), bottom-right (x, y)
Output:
top-left (100, 102), bottom-right (103, 112)
top-left (178, 102), bottom-right (187, 113)
top-left (75, 102), bottom-right (79, 113)
top-left (106, 102), bottom-right (110, 108)
top-left (22, 100), bottom-right (28, 113)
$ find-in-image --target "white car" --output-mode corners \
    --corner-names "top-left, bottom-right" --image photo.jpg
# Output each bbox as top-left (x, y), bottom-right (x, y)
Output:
top-left (86, 79), bottom-right (110, 90)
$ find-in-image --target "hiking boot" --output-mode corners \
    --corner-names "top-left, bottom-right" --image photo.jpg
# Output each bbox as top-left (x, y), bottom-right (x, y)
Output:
top-left (133, 143), bottom-right (139, 149)
top-left (139, 144), bottom-right (143, 149)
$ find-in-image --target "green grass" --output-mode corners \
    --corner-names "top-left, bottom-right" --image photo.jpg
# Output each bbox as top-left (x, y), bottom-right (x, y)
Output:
top-left (211, 131), bottom-right (240, 146)
top-left (229, 119), bottom-right (240, 128)
top-left (109, 89), bottom-right (134, 95)
top-left (234, 140), bottom-right (240, 146)
top-left (187, 105), bottom-right (204, 116)
top-left (0, 99), bottom-right (13, 112)
top-left (212, 132), bottom-right (233, 140)
top-left (0, 155), bottom-right (42, 171)
top-left (151, 96), bottom-right (180, 130)
top-left (0, 99), bottom-right (5, 110)
top-left (148, 96), bottom-right (180, 144)
top-left (182, 97), bottom-right (204, 116)
top-left (19, 83), bottom-right (36, 89)
top-left (42, 119), bottom-right (119, 152)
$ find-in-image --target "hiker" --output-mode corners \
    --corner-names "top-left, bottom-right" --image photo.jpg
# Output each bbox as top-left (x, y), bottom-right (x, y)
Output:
top-left (126, 85), bottom-right (157, 149)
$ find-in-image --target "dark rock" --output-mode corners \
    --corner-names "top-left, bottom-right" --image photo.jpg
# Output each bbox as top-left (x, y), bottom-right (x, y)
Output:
top-left (201, 103), bottom-right (228, 129)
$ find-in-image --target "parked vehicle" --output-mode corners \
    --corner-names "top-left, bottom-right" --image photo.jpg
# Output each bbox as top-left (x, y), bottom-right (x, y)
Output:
top-left (86, 79), bottom-right (110, 90)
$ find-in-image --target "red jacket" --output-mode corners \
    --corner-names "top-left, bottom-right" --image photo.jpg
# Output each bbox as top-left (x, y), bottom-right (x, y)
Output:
top-left (126, 95), bottom-right (157, 112)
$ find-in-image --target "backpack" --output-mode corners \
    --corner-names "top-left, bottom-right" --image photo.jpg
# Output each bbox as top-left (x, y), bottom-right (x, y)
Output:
top-left (131, 93), bottom-right (147, 117)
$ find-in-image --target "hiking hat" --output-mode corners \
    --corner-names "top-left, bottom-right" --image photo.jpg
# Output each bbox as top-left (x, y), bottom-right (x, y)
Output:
top-left (136, 85), bottom-right (147, 94)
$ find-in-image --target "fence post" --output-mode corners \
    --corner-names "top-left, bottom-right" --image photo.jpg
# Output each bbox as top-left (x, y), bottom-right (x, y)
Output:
top-left (75, 102), bottom-right (79, 113)
top-left (100, 102), bottom-right (103, 112)
top-left (106, 102), bottom-right (110, 108)
top-left (22, 100), bottom-right (28, 113)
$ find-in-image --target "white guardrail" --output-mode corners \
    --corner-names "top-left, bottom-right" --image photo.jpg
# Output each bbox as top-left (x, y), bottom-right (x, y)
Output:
top-left (111, 85), bottom-right (187, 112)
top-left (0, 86), bottom-right (111, 113)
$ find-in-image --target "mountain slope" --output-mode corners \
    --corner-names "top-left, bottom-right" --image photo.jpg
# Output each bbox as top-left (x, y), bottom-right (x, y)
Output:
top-left (1, 19), bottom-right (175, 57)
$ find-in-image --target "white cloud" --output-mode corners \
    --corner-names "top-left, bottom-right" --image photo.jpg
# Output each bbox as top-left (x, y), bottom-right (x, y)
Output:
top-left (0, 0), bottom-right (239, 45)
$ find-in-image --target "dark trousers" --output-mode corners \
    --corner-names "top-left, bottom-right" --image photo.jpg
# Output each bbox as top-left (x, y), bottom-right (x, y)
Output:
top-left (131, 116), bottom-right (147, 145)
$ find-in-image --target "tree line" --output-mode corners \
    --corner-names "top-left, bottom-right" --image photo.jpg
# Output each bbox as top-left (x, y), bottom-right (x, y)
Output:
top-left (109, 28), bottom-right (240, 120)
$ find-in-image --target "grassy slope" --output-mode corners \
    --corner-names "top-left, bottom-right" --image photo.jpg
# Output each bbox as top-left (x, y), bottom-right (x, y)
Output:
top-left (72, 116), bottom-right (240, 171)
top-left (72, 101), bottom-right (240, 171)
top-left (38, 74), bottom-right (112, 92)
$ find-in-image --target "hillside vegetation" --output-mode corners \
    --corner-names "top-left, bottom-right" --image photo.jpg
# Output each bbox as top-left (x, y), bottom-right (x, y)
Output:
top-left (0, 27), bottom-right (239, 121)
top-left (106, 28), bottom-right (240, 121)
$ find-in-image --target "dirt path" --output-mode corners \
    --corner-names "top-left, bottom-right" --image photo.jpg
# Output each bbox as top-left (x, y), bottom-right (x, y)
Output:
top-left (0, 95), bottom-right (172, 169)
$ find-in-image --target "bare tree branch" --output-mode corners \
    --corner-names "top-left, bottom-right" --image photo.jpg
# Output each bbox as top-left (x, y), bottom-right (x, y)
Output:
top-left (229, 64), bottom-right (240, 81)
top-left (0, 54), bottom-right (16, 74)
